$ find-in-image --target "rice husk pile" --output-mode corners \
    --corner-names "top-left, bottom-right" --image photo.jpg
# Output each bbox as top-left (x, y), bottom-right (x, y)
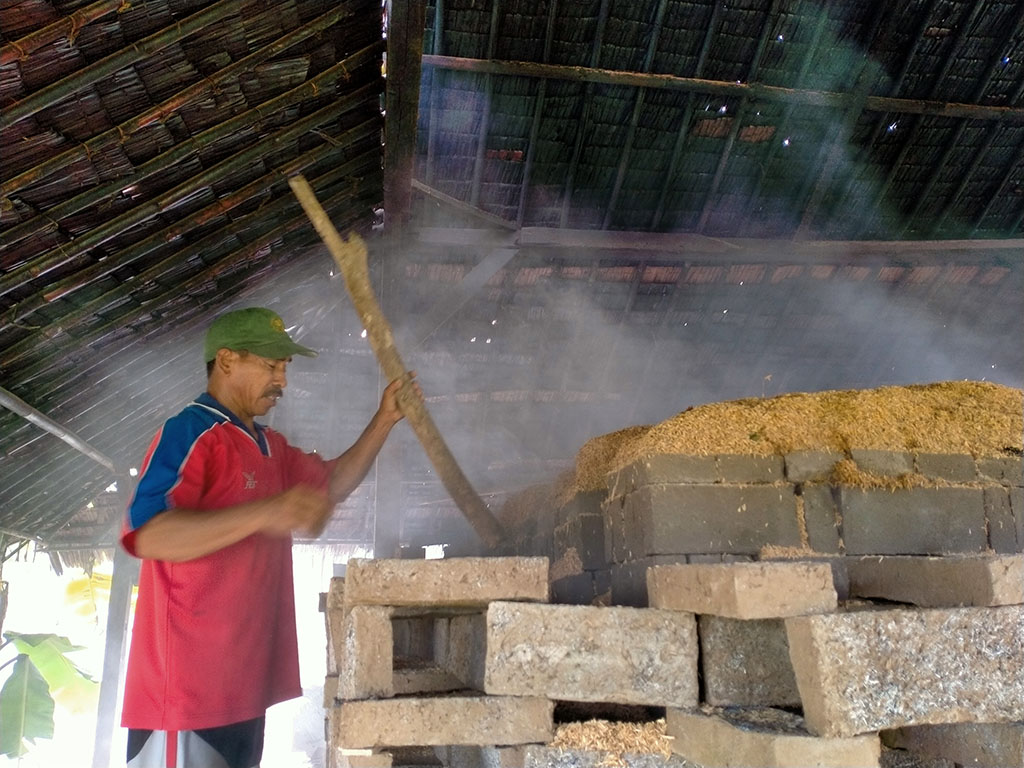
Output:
top-left (557, 425), bottom-right (651, 506)
top-left (597, 381), bottom-right (1022, 479)
top-left (550, 718), bottom-right (673, 766)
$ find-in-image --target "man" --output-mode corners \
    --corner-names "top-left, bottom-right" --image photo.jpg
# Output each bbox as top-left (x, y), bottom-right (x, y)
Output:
top-left (120, 306), bottom-right (416, 768)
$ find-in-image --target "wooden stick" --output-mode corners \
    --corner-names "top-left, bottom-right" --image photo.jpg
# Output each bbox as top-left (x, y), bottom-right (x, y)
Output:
top-left (288, 175), bottom-right (504, 549)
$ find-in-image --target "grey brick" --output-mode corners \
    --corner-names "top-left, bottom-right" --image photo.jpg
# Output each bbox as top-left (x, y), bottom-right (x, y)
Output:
top-left (609, 556), bottom-right (687, 607)
top-left (716, 454), bottom-right (785, 483)
top-left (914, 453), bottom-right (977, 483)
top-left (602, 495), bottom-right (628, 563)
top-left (550, 571), bottom-right (598, 605)
top-left (985, 486), bottom-right (1019, 553)
top-left (785, 450), bottom-right (844, 482)
top-left (1013, 487), bottom-right (1024, 550)
top-left (699, 616), bottom-right (800, 707)
top-left (977, 455), bottom-right (1023, 485)
top-left (840, 487), bottom-right (987, 555)
top-left (554, 514), bottom-right (605, 570)
top-left (850, 449), bottom-right (914, 476)
top-left (884, 722), bottom-right (1024, 768)
top-left (625, 484), bottom-right (801, 556)
top-left (607, 455), bottom-right (718, 495)
top-left (556, 490), bottom-right (605, 528)
top-left (801, 484), bottom-right (841, 553)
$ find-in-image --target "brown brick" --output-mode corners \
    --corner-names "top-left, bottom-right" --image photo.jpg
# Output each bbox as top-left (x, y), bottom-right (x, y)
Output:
top-left (344, 557), bottom-right (549, 608)
top-left (484, 601), bottom-right (698, 707)
top-left (648, 561), bottom-right (837, 619)
top-left (846, 555), bottom-right (1024, 607)
top-left (666, 706), bottom-right (880, 767)
top-left (699, 616), bottom-right (800, 707)
top-left (624, 484), bottom-right (801, 556)
top-left (884, 721), bottom-right (1024, 768)
top-left (341, 606), bottom-right (394, 700)
top-left (840, 487), bottom-right (987, 555)
top-left (786, 605), bottom-right (1024, 737)
top-left (332, 695), bottom-right (553, 748)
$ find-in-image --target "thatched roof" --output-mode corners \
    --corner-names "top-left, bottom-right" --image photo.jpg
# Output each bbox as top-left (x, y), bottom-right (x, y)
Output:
top-left (1, 0), bottom-right (1022, 564)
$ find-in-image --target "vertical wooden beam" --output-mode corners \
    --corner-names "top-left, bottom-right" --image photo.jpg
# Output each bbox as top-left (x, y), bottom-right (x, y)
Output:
top-left (91, 535), bottom-right (139, 768)
top-left (384, 0), bottom-right (427, 229)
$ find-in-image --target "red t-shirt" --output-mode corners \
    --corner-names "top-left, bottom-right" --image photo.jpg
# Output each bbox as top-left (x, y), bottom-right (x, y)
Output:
top-left (120, 393), bottom-right (333, 731)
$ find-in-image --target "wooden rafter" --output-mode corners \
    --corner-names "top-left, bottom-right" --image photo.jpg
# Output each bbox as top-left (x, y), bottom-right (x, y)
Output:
top-left (697, 0), bottom-right (784, 233)
top-left (741, 0), bottom-right (834, 236)
top-left (559, 0), bottom-right (612, 228)
top-left (0, 0), bottom-right (242, 130)
top-left (469, 0), bottom-right (501, 208)
top-left (412, 179), bottom-right (517, 230)
top-left (0, 4), bottom-right (356, 202)
top-left (902, 2), bottom-right (1024, 235)
top-left (0, 0), bottom-right (124, 65)
top-left (650, 0), bottom-right (722, 231)
top-left (855, 1), bottom-right (989, 237)
top-left (0, 41), bottom-right (383, 259)
top-left (1, 148), bottom-right (380, 367)
top-left (0, 71), bottom-right (382, 299)
top-left (602, 0), bottom-right (669, 230)
top-left (515, 0), bottom-right (559, 227)
top-left (421, 54), bottom-right (1024, 124)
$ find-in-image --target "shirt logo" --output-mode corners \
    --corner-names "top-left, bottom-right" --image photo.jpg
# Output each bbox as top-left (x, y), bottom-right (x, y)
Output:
top-left (243, 471), bottom-right (257, 490)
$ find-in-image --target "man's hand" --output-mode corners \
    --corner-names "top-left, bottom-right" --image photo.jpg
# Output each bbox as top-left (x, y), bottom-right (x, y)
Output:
top-left (263, 483), bottom-right (332, 538)
top-left (379, 371), bottom-right (423, 425)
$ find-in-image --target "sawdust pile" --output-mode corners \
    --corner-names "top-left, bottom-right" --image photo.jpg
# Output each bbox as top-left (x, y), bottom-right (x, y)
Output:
top-left (561, 382), bottom-right (1020, 497)
top-left (550, 718), bottom-right (673, 766)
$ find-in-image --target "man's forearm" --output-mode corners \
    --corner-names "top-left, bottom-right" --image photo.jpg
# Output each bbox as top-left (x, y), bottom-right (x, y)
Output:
top-left (329, 411), bottom-right (396, 503)
top-left (132, 501), bottom-right (273, 562)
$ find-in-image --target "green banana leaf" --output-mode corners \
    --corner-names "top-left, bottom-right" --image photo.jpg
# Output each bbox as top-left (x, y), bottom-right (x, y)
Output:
top-left (0, 654), bottom-right (55, 758)
top-left (4, 632), bottom-right (98, 713)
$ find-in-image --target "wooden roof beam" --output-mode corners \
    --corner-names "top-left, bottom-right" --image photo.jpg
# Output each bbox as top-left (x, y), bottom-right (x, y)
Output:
top-left (0, 0), bottom-right (241, 130)
top-left (1, 3), bottom-right (356, 202)
top-left (0, 41), bottom-right (383, 258)
top-left (412, 179), bottom-right (517, 230)
top-left (416, 225), bottom-right (1024, 263)
top-left (0, 69), bottom-right (382, 299)
top-left (422, 54), bottom-right (1024, 123)
top-left (0, 149), bottom-right (380, 368)
top-left (0, 0), bottom-right (123, 65)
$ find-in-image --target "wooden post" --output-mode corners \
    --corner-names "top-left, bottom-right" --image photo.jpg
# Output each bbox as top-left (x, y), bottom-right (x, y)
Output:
top-left (91, 539), bottom-right (139, 768)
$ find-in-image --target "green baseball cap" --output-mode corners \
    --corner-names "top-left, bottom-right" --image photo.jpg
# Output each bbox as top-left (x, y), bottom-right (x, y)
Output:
top-left (203, 307), bottom-right (318, 362)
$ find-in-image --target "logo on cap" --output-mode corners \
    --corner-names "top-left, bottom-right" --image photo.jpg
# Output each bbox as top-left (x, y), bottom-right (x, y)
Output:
top-left (271, 316), bottom-right (285, 333)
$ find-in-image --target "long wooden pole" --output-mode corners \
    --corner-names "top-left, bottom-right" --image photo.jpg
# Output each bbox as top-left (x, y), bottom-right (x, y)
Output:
top-left (288, 175), bottom-right (504, 548)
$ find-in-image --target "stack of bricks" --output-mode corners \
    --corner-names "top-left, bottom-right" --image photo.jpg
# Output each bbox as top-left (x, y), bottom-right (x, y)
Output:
top-left (322, 555), bottom-right (699, 768)
top-left (323, 553), bottom-right (1024, 767)
top-left (649, 557), bottom-right (1024, 767)
top-left (527, 449), bottom-right (1023, 607)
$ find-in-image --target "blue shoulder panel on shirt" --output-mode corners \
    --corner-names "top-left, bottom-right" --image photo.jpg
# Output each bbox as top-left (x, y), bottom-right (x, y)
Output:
top-left (127, 402), bottom-right (225, 531)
